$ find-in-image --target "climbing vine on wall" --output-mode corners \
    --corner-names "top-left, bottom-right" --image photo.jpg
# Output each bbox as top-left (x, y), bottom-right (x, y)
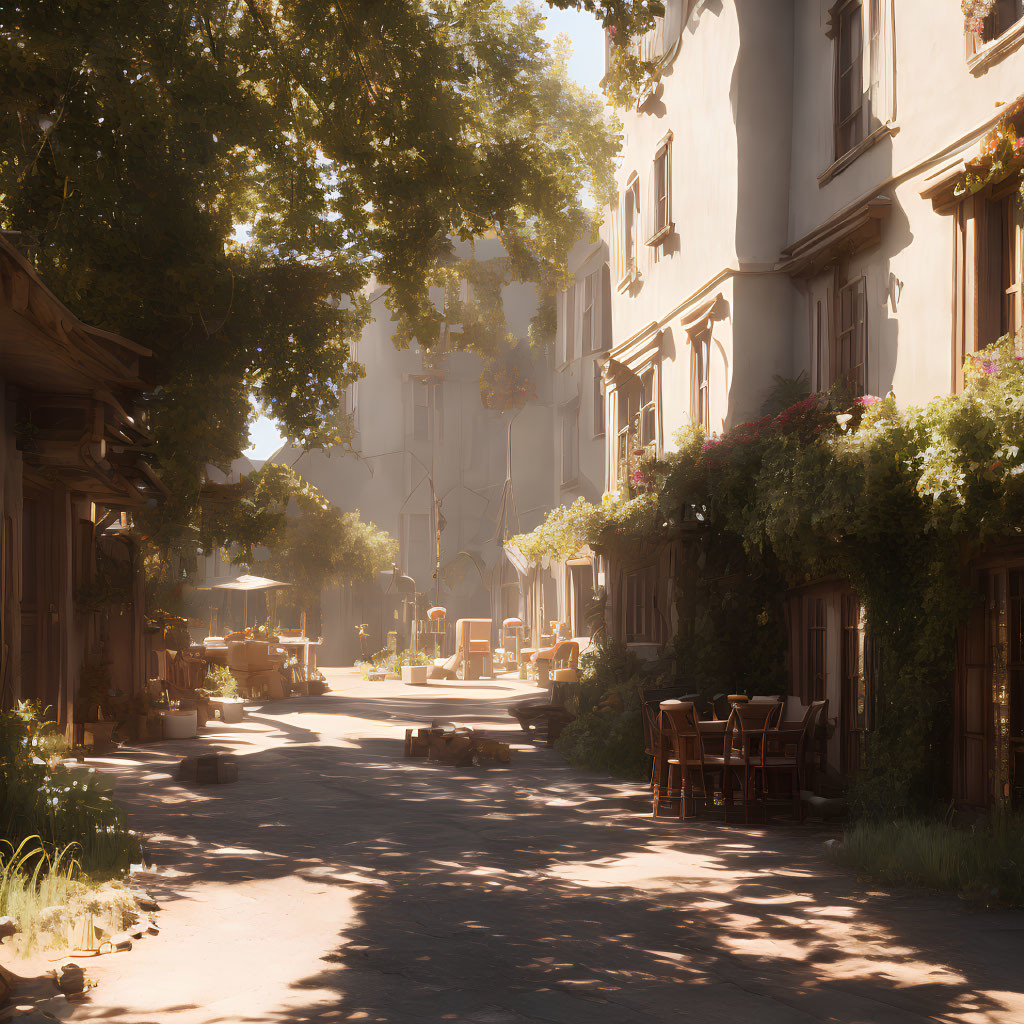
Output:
top-left (524, 338), bottom-right (1024, 817)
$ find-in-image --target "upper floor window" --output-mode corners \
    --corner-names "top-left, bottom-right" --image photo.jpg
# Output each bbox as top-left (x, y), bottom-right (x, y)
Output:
top-left (975, 0), bottom-right (1024, 42)
top-left (646, 137), bottom-right (672, 244)
top-left (581, 273), bottom-right (595, 354)
top-left (593, 362), bottom-right (605, 437)
top-left (560, 404), bottom-right (579, 485)
top-left (691, 328), bottom-right (710, 432)
top-left (341, 381), bottom-right (359, 432)
top-left (834, 0), bottom-right (864, 158)
top-left (561, 284), bottom-right (575, 366)
top-left (623, 176), bottom-right (640, 282)
top-left (409, 377), bottom-right (442, 441)
top-left (953, 184), bottom-right (1024, 391)
top-left (638, 367), bottom-right (657, 450)
top-left (827, 0), bottom-right (892, 166)
top-left (836, 276), bottom-right (867, 393)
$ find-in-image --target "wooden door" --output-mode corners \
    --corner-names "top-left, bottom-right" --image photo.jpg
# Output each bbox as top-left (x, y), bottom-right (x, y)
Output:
top-left (19, 492), bottom-right (57, 712)
top-left (956, 568), bottom-right (998, 808)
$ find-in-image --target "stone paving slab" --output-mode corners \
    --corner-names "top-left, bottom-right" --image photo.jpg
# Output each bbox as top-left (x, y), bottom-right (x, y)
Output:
top-left (16, 668), bottom-right (1024, 1023)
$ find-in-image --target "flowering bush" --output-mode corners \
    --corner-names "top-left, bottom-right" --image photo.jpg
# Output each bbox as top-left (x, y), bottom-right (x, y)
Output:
top-left (955, 106), bottom-right (1024, 207)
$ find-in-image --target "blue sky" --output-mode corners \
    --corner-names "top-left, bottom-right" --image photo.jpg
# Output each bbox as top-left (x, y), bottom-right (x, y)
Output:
top-left (244, 4), bottom-right (603, 460)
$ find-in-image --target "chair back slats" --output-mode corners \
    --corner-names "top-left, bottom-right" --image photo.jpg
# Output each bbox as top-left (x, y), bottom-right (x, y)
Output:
top-left (660, 700), bottom-right (704, 766)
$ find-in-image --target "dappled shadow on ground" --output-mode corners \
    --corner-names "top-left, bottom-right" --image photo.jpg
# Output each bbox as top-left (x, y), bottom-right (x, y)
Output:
top-left (73, 672), bottom-right (1024, 1024)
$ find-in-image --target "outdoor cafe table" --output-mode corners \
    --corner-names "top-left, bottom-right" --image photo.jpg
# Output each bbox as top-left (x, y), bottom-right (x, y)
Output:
top-left (276, 636), bottom-right (322, 672)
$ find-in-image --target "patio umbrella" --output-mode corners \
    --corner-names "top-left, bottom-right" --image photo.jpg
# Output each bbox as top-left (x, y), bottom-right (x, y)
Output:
top-left (211, 574), bottom-right (292, 629)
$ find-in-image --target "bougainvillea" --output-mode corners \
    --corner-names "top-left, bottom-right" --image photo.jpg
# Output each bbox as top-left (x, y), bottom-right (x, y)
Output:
top-left (479, 365), bottom-right (537, 411)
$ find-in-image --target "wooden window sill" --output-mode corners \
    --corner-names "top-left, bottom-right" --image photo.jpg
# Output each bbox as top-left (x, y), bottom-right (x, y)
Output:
top-left (645, 224), bottom-right (674, 247)
top-left (818, 122), bottom-right (899, 188)
top-left (617, 268), bottom-right (642, 293)
top-left (968, 20), bottom-right (1024, 75)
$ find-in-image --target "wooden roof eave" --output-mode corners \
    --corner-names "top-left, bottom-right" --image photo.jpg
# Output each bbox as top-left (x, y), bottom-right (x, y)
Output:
top-left (779, 196), bottom-right (893, 278)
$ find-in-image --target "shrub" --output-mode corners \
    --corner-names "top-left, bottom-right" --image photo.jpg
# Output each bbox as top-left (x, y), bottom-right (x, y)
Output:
top-left (555, 641), bottom-right (650, 780)
top-left (357, 648), bottom-right (432, 679)
top-left (837, 814), bottom-right (1024, 906)
top-left (0, 707), bottom-right (139, 873)
top-left (203, 664), bottom-right (238, 698)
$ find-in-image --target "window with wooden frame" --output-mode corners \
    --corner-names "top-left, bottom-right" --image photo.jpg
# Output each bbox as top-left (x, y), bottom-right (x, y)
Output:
top-left (646, 137), bottom-right (672, 244)
top-left (622, 175), bottom-right (640, 282)
top-left (972, 0), bottom-right (1024, 46)
top-left (581, 273), bottom-right (595, 354)
top-left (690, 327), bottom-right (710, 431)
top-left (805, 596), bottom-right (827, 703)
top-left (814, 299), bottom-right (825, 392)
top-left (593, 362), bottom-right (605, 437)
top-left (638, 366), bottom-right (657, 452)
top-left (623, 565), bottom-right (661, 643)
top-left (833, 0), bottom-right (865, 159)
top-left (953, 183), bottom-right (1024, 392)
top-left (560, 404), bottom-right (579, 485)
top-left (835, 276), bottom-right (867, 393)
top-left (616, 391), bottom-right (630, 493)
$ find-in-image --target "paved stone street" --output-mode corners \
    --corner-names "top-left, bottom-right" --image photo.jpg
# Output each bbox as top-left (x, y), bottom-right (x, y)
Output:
top-left (38, 669), bottom-right (1024, 1023)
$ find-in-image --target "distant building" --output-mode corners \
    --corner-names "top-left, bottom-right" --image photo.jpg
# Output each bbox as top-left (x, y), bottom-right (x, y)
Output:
top-left (268, 246), bottom-right (561, 664)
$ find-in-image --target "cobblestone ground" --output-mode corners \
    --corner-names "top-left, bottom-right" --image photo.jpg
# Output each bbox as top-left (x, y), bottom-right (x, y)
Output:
top-left (26, 668), bottom-right (1024, 1023)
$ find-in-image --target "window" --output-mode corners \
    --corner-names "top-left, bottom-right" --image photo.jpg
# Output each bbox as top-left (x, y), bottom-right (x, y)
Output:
top-left (561, 405), bottom-right (579, 485)
top-left (411, 379), bottom-right (429, 439)
top-left (581, 273), bottom-right (595, 354)
top-left (834, 1), bottom-right (864, 158)
top-left (341, 381), bottom-right (359, 431)
top-left (638, 367), bottom-right (656, 450)
top-left (976, 0), bottom-right (1024, 42)
top-left (690, 328), bottom-right (710, 431)
top-left (836, 277), bottom-right (867, 393)
top-left (647, 139), bottom-right (672, 243)
top-left (953, 186), bottom-right (1024, 391)
top-left (623, 566), bottom-right (660, 643)
top-left (593, 362), bottom-right (605, 437)
top-left (814, 299), bottom-right (825, 392)
top-left (623, 176), bottom-right (640, 281)
top-left (409, 378), bottom-right (442, 440)
top-left (562, 285), bottom-right (575, 365)
top-left (805, 597), bottom-right (827, 703)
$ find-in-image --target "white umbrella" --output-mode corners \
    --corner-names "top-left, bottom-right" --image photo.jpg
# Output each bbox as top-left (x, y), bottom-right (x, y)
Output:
top-left (211, 575), bottom-right (292, 629)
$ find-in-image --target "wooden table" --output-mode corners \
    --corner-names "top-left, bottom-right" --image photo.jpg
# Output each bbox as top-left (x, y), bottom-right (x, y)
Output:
top-left (276, 636), bottom-right (322, 673)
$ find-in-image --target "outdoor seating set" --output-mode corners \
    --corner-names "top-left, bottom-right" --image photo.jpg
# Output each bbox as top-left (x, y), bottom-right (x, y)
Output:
top-left (644, 692), bottom-right (829, 824)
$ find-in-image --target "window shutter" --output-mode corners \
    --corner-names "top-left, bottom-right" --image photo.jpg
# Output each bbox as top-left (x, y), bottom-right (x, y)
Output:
top-left (865, 0), bottom-right (882, 131)
top-left (645, 160), bottom-right (657, 246)
top-left (977, 196), bottom-right (1004, 352)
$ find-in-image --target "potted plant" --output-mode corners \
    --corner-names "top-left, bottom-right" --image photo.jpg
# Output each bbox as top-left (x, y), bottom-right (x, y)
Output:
top-left (202, 665), bottom-right (245, 724)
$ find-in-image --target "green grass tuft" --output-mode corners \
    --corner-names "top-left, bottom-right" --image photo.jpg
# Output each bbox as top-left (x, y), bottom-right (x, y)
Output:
top-left (838, 814), bottom-right (1024, 906)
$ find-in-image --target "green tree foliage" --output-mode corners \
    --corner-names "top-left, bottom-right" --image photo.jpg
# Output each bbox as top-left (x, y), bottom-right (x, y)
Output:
top-left (201, 463), bottom-right (397, 614)
top-left (521, 338), bottom-right (1024, 816)
top-left (0, 1), bottom-right (639, 517)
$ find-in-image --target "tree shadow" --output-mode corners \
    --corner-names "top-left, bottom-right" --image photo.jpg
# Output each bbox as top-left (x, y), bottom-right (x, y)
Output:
top-left (75, 676), bottom-right (1024, 1023)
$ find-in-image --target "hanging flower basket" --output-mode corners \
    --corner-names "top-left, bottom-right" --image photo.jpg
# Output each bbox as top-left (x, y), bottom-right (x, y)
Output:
top-left (479, 365), bottom-right (536, 411)
top-left (962, 0), bottom-right (996, 34)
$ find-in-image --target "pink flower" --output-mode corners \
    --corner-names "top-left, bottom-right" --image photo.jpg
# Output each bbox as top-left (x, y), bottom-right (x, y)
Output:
top-left (857, 395), bottom-right (880, 406)
top-left (983, 359), bottom-right (998, 375)
top-left (630, 470), bottom-right (644, 485)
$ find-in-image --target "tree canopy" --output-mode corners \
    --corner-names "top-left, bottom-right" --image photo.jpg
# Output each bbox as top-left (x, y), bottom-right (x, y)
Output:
top-left (0, 1), bottom-right (649, 546)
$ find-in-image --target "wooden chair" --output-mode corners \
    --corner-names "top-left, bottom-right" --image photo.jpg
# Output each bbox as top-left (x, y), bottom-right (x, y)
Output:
top-left (531, 639), bottom-right (578, 691)
top-left (757, 700), bottom-right (822, 820)
top-left (750, 695), bottom-right (784, 727)
top-left (495, 617), bottom-right (524, 672)
top-left (654, 701), bottom-right (709, 819)
top-left (703, 700), bottom-right (781, 824)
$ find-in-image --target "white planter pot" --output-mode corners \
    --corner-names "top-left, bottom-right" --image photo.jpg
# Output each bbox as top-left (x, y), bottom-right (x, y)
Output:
top-left (401, 665), bottom-right (428, 685)
top-left (160, 709), bottom-right (198, 739)
top-left (210, 697), bottom-right (245, 724)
